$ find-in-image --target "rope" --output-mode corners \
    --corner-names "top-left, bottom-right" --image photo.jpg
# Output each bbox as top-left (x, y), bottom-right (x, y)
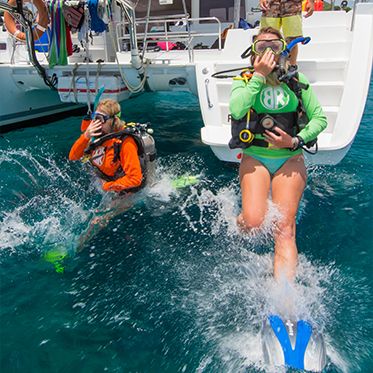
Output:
top-left (19, 1), bottom-right (56, 89)
top-left (108, 20), bottom-right (149, 94)
top-left (71, 62), bottom-right (80, 103)
top-left (95, 59), bottom-right (102, 97)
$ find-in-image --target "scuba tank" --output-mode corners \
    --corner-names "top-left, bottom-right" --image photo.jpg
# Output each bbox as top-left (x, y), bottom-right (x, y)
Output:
top-left (132, 123), bottom-right (156, 187)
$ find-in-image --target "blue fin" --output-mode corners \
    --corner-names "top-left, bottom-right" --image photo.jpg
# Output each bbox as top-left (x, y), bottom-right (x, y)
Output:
top-left (269, 315), bottom-right (312, 370)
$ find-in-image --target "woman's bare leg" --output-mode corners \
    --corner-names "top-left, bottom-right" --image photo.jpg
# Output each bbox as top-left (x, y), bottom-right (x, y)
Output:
top-left (78, 194), bottom-right (134, 250)
top-left (238, 155), bottom-right (271, 231)
top-left (271, 155), bottom-right (307, 280)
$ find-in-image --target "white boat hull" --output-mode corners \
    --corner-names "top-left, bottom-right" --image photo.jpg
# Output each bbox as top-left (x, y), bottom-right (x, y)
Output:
top-left (1, 2), bottom-right (372, 168)
top-left (0, 65), bottom-right (82, 127)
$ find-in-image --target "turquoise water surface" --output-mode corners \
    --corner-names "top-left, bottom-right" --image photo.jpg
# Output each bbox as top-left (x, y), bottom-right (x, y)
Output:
top-left (0, 80), bottom-right (372, 372)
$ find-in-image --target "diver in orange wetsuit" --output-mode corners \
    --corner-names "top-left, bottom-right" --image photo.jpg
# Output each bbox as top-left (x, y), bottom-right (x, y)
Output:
top-left (69, 98), bottom-right (156, 246)
top-left (69, 98), bottom-right (152, 193)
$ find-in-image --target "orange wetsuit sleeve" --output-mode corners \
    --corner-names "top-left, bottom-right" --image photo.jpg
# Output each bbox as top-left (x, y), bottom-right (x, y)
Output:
top-left (69, 134), bottom-right (90, 160)
top-left (102, 137), bottom-right (143, 192)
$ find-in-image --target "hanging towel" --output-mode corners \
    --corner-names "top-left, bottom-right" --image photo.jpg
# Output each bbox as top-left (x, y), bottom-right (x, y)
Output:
top-left (88, 0), bottom-right (107, 33)
top-left (48, 0), bottom-right (69, 66)
top-left (65, 24), bottom-right (73, 56)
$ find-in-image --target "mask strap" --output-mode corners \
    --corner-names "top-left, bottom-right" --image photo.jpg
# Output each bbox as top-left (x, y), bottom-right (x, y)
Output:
top-left (111, 112), bottom-right (121, 128)
top-left (241, 46), bottom-right (252, 59)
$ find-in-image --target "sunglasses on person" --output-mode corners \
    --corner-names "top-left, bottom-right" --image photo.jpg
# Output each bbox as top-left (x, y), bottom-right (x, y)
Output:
top-left (252, 39), bottom-right (286, 55)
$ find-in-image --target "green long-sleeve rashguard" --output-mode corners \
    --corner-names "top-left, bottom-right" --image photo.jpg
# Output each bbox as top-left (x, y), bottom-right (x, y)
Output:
top-left (229, 73), bottom-right (327, 158)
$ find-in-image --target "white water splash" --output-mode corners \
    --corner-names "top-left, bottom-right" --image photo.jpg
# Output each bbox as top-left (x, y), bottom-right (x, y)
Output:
top-left (145, 172), bottom-right (176, 202)
top-left (178, 182), bottom-right (282, 248)
top-left (0, 192), bottom-right (90, 254)
top-left (181, 249), bottom-right (356, 372)
top-left (145, 161), bottom-right (204, 203)
top-left (0, 212), bottom-right (32, 250)
top-left (0, 148), bottom-right (93, 254)
top-left (167, 202), bottom-right (363, 373)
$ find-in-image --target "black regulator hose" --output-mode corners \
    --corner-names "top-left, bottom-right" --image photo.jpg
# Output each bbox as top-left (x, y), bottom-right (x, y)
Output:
top-left (16, 0), bottom-right (57, 89)
top-left (211, 66), bottom-right (254, 79)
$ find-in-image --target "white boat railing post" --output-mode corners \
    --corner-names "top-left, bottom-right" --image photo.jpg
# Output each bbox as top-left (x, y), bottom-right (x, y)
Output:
top-left (351, 0), bottom-right (361, 31)
top-left (141, 0), bottom-right (152, 59)
top-left (187, 16), bottom-right (193, 62)
top-left (234, 0), bottom-right (241, 28)
top-left (10, 39), bottom-right (16, 65)
top-left (165, 19), bottom-right (169, 51)
top-left (117, 0), bottom-right (146, 77)
top-left (181, 0), bottom-right (193, 62)
top-left (112, 0), bottom-right (151, 93)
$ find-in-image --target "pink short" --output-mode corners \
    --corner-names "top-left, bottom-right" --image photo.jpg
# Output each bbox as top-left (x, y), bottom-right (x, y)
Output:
top-left (156, 41), bottom-right (176, 50)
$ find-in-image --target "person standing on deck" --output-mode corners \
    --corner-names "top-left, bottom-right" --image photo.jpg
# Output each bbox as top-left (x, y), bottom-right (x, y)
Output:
top-left (259, 0), bottom-right (314, 70)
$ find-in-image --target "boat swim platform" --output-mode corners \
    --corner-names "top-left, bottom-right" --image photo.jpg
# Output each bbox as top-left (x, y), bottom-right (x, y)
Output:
top-left (199, 5), bottom-right (373, 165)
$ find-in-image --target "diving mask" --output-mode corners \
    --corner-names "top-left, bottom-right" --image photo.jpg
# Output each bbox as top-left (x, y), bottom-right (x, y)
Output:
top-left (92, 111), bottom-right (121, 123)
top-left (252, 39), bottom-right (286, 55)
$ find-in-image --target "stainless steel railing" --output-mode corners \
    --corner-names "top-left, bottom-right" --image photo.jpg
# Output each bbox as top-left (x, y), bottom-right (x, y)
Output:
top-left (115, 16), bottom-right (222, 63)
top-left (351, 0), bottom-right (360, 30)
top-left (350, 0), bottom-right (373, 31)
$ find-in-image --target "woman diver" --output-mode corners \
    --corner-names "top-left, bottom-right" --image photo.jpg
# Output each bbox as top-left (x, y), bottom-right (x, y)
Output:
top-left (69, 98), bottom-right (155, 193)
top-left (69, 98), bottom-right (156, 243)
top-left (229, 27), bottom-right (327, 281)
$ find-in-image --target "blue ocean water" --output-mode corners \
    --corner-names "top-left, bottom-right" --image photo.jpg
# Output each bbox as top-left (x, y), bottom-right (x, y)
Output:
top-left (0, 79), bottom-right (372, 373)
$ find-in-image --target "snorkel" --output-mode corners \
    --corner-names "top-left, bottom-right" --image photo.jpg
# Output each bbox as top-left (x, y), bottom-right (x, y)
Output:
top-left (283, 36), bottom-right (311, 57)
top-left (277, 36), bottom-right (311, 81)
top-left (226, 36), bottom-right (311, 81)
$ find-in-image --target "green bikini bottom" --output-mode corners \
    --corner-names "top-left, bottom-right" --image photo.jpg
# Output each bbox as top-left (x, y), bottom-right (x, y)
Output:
top-left (247, 154), bottom-right (294, 175)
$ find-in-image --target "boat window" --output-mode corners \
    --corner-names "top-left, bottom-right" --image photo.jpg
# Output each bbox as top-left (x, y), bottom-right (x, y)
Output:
top-left (200, 0), bottom-right (244, 22)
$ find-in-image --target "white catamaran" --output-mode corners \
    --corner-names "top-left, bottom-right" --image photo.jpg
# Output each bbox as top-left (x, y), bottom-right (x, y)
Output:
top-left (0, 0), bottom-right (372, 165)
